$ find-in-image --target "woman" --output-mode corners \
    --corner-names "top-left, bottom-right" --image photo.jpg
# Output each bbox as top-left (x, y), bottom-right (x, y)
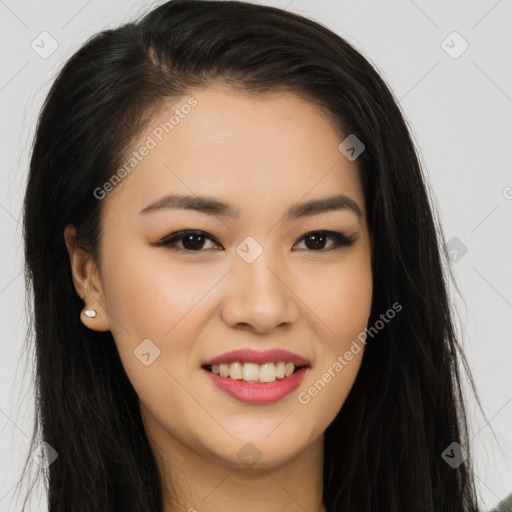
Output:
top-left (19, 0), bottom-right (488, 510)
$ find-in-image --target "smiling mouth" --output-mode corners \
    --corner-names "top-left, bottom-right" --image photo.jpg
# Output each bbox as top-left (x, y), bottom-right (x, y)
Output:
top-left (202, 361), bottom-right (307, 383)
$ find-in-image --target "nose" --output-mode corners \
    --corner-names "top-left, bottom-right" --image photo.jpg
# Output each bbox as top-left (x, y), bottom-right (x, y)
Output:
top-left (220, 251), bottom-right (299, 334)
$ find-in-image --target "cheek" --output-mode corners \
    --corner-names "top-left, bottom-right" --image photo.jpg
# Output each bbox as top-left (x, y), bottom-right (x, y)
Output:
top-left (297, 267), bottom-right (370, 423)
top-left (299, 251), bottom-right (373, 341)
top-left (298, 349), bottom-right (363, 434)
top-left (100, 244), bottom-right (216, 338)
top-left (99, 252), bottom-right (203, 426)
top-left (296, 254), bottom-right (371, 420)
top-left (334, 268), bottom-right (373, 338)
top-left (99, 245), bottom-right (226, 395)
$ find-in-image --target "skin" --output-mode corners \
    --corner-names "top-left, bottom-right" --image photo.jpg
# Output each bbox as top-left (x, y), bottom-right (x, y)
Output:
top-left (65, 84), bottom-right (373, 512)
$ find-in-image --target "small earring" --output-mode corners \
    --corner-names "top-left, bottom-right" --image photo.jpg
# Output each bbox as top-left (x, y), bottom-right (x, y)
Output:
top-left (83, 309), bottom-right (97, 318)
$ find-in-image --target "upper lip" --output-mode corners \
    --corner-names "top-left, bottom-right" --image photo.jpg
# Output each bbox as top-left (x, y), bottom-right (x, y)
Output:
top-left (202, 349), bottom-right (310, 367)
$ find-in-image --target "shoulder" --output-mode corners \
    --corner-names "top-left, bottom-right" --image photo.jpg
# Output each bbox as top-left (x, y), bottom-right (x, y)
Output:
top-left (489, 491), bottom-right (512, 512)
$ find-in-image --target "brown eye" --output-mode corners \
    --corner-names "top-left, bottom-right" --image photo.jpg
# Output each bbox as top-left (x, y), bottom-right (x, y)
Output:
top-left (158, 230), bottom-right (222, 252)
top-left (156, 229), bottom-right (356, 253)
top-left (294, 231), bottom-right (356, 251)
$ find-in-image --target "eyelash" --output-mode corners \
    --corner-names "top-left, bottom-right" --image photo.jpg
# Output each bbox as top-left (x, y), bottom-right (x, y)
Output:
top-left (156, 229), bottom-right (356, 253)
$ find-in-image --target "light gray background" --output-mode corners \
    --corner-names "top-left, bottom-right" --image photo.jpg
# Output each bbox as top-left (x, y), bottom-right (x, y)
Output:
top-left (1, 0), bottom-right (511, 510)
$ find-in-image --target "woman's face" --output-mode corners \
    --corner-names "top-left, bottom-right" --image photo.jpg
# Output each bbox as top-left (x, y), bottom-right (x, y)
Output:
top-left (85, 85), bottom-right (372, 468)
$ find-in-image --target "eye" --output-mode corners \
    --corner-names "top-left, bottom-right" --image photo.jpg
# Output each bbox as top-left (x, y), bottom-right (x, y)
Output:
top-left (157, 230), bottom-right (222, 252)
top-left (293, 230), bottom-right (356, 251)
top-left (156, 229), bottom-right (356, 253)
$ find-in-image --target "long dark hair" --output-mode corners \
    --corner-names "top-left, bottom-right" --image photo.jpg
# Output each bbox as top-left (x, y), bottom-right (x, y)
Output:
top-left (19, 0), bottom-right (486, 510)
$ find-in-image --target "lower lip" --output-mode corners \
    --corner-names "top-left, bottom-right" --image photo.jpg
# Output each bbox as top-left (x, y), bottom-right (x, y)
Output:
top-left (202, 366), bottom-right (309, 404)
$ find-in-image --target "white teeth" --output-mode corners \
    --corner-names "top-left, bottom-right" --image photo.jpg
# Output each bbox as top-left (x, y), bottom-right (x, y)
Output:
top-left (242, 362), bottom-right (260, 382)
top-left (229, 362), bottom-right (243, 380)
top-left (276, 361), bottom-right (285, 379)
top-left (285, 362), bottom-right (295, 378)
top-left (259, 363), bottom-right (276, 383)
top-left (209, 361), bottom-right (302, 382)
top-left (219, 364), bottom-right (229, 378)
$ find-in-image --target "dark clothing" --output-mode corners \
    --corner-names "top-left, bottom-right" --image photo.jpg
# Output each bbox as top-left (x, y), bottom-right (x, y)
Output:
top-left (490, 492), bottom-right (512, 512)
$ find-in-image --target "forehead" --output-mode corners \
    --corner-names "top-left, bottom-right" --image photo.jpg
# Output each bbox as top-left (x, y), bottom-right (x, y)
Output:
top-left (101, 85), bottom-right (366, 223)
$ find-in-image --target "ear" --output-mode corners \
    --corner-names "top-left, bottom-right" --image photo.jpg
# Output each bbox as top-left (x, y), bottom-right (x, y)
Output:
top-left (64, 224), bottom-right (110, 332)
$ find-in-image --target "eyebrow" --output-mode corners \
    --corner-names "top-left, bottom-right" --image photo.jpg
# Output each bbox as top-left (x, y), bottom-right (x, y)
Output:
top-left (139, 193), bottom-right (363, 221)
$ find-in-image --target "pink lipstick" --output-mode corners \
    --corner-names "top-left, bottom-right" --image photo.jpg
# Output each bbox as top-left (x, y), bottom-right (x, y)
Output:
top-left (202, 366), bottom-right (308, 404)
top-left (201, 348), bottom-right (310, 404)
